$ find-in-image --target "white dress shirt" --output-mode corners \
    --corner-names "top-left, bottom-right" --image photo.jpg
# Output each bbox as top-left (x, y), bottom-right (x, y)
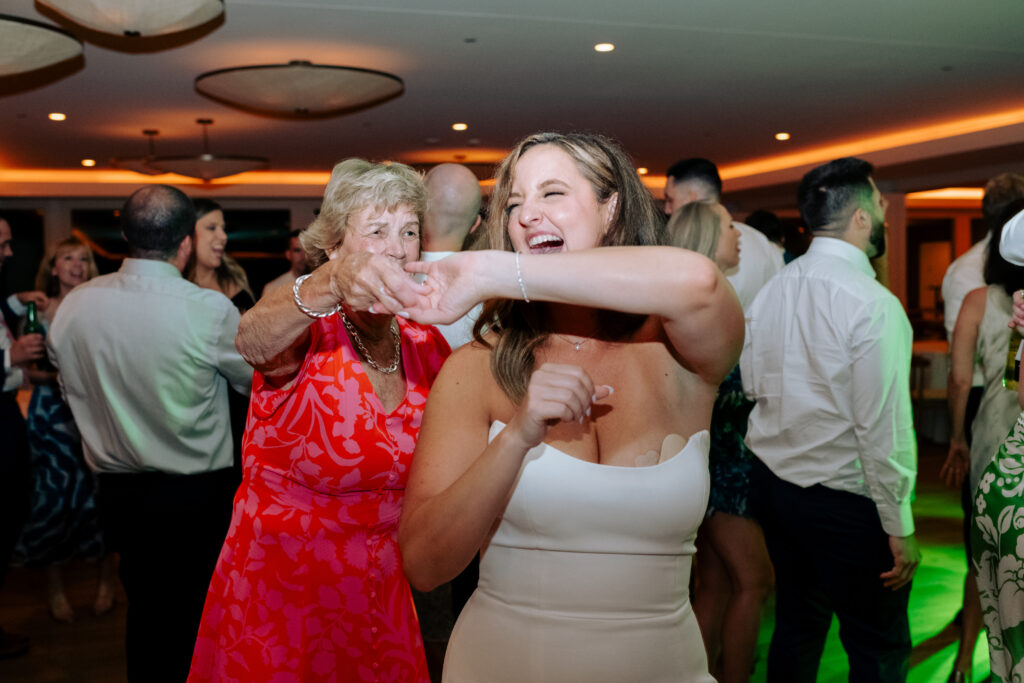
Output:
top-left (420, 251), bottom-right (481, 350)
top-left (1000, 206), bottom-right (1024, 266)
top-left (1, 294), bottom-right (26, 392)
top-left (741, 237), bottom-right (917, 537)
top-left (942, 235), bottom-right (988, 343)
top-left (726, 222), bottom-right (785, 311)
top-left (49, 258), bottom-right (254, 475)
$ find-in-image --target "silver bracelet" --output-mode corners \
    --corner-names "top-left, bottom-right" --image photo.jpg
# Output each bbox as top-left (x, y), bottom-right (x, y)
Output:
top-left (515, 251), bottom-right (530, 303)
top-left (292, 273), bottom-right (342, 319)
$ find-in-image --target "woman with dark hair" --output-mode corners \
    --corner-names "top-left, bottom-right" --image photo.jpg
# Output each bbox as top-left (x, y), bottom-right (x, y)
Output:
top-left (943, 200), bottom-right (1024, 682)
top-left (186, 198), bottom-right (255, 311)
top-left (16, 237), bottom-right (115, 621)
top-left (399, 132), bottom-right (743, 681)
top-left (186, 198), bottom-right (255, 477)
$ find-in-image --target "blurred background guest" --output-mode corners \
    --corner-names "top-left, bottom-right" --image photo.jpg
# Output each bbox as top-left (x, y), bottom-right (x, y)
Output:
top-left (48, 186), bottom-right (253, 682)
top-left (0, 217), bottom-right (47, 659)
top-left (669, 199), bottom-right (773, 683)
top-left (260, 228), bottom-right (310, 298)
top-left (663, 157), bottom-right (783, 310)
top-left (186, 197), bottom-right (256, 479)
top-left (190, 159), bottom-right (448, 683)
top-left (186, 198), bottom-right (255, 312)
top-left (15, 237), bottom-right (115, 623)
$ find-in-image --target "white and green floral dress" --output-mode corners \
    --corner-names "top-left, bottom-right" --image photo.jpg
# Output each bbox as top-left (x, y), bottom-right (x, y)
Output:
top-left (973, 411), bottom-right (1024, 682)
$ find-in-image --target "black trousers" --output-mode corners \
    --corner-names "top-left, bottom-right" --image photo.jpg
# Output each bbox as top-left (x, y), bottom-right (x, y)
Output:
top-left (0, 394), bottom-right (30, 589)
top-left (752, 460), bottom-right (912, 683)
top-left (96, 467), bottom-right (236, 683)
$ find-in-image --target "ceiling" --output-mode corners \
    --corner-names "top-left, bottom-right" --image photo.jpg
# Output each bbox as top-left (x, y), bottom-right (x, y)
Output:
top-left (2, 0), bottom-right (1024, 208)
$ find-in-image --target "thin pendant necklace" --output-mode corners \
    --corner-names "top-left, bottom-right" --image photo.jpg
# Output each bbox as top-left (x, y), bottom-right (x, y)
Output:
top-left (341, 311), bottom-right (402, 374)
top-left (555, 334), bottom-right (590, 351)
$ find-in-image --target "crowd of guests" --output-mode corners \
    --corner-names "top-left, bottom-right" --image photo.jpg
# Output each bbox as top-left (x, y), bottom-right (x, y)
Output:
top-left (1, 132), bottom-right (1023, 683)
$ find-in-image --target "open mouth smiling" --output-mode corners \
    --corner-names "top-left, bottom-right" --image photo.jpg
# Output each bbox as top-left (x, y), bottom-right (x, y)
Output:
top-left (527, 234), bottom-right (564, 254)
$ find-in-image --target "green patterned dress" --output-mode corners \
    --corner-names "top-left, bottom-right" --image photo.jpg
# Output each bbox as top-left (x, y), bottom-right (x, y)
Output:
top-left (973, 412), bottom-right (1024, 682)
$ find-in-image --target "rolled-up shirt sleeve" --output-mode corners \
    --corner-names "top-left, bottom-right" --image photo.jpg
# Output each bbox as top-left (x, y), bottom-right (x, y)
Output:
top-left (999, 207), bottom-right (1024, 266)
top-left (849, 296), bottom-right (917, 537)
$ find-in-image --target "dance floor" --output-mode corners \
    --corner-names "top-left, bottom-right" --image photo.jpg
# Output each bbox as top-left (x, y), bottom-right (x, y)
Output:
top-left (0, 440), bottom-right (989, 682)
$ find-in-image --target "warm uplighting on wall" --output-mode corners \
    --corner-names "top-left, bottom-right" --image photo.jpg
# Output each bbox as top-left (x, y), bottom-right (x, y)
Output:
top-left (775, 132), bottom-right (790, 141)
top-left (48, 112), bottom-right (66, 121)
top-left (906, 187), bottom-right (983, 201)
top-left (594, 43), bottom-right (615, 52)
top-left (452, 122), bottom-right (468, 131)
top-left (80, 159), bottom-right (96, 167)
top-left (721, 106), bottom-right (1024, 181)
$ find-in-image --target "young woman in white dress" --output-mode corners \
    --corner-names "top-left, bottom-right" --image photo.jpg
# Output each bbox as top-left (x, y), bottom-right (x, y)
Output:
top-left (397, 132), bottom-right (743, 682)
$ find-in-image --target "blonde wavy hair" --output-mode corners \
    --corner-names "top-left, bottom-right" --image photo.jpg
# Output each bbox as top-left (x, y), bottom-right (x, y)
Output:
top-left (666, 200), bottom-right (721, 261)
top-left (36, 236), bottom-right (99, 296)
top-left (302, 159), bottom-right (426, 268)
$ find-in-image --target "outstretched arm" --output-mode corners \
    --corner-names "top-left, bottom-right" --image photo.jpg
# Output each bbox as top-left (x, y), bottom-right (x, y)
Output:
top-left (406, 247), bottom-right (744, 383)
top-left (236, 251), bottom-right (427, 378)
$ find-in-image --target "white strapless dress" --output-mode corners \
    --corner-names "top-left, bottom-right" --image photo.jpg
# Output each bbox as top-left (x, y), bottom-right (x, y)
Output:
top-left (442, 421), bottom-right (715, 683)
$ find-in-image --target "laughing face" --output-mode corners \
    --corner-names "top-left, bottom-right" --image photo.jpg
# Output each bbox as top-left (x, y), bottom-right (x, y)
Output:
top-left (504, 144), bottom-right (617, 255)
top-left (52, 245), bottom-right (91, 292)
top-left (194, 209), bottom-right (227, 271)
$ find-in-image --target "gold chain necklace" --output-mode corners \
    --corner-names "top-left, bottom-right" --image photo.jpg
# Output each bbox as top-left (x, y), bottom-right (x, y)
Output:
top-left (341, 311), bottom-right (401, 374)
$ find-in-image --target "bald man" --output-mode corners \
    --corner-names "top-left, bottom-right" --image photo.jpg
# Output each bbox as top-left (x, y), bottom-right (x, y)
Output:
top-left (420, 163), bottom-right (482, 349)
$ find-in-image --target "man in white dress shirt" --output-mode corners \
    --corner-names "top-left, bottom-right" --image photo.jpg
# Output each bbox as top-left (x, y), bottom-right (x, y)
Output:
top-left (664, 158), bottom-right (784, 310)
top-left (260, 229), bottom-right (309, 298)
top-left (741, 158), bottom-right (919, 682)
top-left (49, 186), bottom-right (253, 682)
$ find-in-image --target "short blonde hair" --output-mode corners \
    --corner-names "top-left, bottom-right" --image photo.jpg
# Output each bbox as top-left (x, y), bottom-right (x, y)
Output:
top-left (666, 200), bottom-right (721, 261)
top-left (302, 159), bottom-right (426, 267)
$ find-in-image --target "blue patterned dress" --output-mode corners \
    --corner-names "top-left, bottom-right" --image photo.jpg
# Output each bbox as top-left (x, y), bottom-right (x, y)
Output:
top-left (15, 366), bottom-right (104, 565)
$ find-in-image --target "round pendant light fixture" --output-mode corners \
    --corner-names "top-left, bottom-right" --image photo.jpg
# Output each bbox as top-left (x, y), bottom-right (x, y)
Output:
top-left (36, 0), bottom-right (223, 37)
top-left (195, 60), bottom-right (404, 118)
top-left (149, 119), bottom-right (268, 181)
top-left (0, 13), bottom-right (82, 77)
top-left (111, 129), bottom-right (165, 176)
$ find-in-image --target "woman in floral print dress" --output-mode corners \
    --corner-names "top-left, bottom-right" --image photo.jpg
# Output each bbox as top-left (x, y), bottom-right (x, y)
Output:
top-left (189, 159), bottom-right (448, 683)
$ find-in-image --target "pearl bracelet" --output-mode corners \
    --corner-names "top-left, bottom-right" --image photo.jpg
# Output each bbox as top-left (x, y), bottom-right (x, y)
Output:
top-left (515, 251), bottom-right (530, 303)
top-left (292, 274), bottom-right (342, 319)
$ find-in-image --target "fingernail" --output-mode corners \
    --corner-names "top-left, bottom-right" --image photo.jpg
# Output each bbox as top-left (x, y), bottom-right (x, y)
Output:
top-left (585, 407), bottom-right (591, 417)
top-left (397, 311), bottom-right (410, 319)
top-left (602, 385), bottom-right (614, 395)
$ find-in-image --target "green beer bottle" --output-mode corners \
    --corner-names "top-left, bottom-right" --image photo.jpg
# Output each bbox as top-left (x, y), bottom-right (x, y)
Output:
top-left (23, 302), bottom-right (54, 372)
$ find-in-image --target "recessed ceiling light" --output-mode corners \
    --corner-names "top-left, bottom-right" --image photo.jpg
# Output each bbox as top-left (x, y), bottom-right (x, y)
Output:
top-left (775, 132), bottom-right (790, 141)
top-left (594, 43), bottom-right (615, 53)
top-left (48, 112), bottom-right (66, 121)
top-left (80, 159), bottom-right (96, 167)
top-left (452, 122), bottom-right (468, 131)
top-left (637, 167), bottom-right (648, 175)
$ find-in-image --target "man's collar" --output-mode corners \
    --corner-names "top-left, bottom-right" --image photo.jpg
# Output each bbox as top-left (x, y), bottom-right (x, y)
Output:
top-left (806, 236), bottom-right (875, 278)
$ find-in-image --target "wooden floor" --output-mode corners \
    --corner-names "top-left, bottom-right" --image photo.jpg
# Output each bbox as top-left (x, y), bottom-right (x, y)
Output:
top-left (0, 439), bottom-right (990, 682)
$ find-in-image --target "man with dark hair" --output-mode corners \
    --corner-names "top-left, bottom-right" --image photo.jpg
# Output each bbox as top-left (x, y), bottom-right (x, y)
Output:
top-left (0, 217), bottom-right (47, 659)
top-left (261, 228), bottom-right (309, 298)
top-left (741, 158), bottom-right (919, 681)
top-left (49, 185), bottom-right (253, 682)
top-left (664, 157), bottom-right (783, 309)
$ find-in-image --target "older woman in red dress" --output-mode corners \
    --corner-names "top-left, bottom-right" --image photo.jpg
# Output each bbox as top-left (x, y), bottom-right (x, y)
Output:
top-left (189, 159), bottom-right (448, 683)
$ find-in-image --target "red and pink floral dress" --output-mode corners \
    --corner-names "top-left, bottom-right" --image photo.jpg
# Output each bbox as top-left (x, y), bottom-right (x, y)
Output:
top-left (189, 315), bottom-right (449, 683)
